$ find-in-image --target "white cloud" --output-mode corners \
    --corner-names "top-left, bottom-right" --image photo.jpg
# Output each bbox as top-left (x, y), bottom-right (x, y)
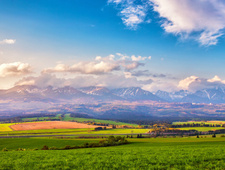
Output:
top-left (0, 39), bottom-right (16, 45)
top-left (178, 76), bottom-right (199, 90)
top-left (109, 0), bottom-right (225, 45)
top-left (131, 55), bottom-right (150, 61)
top-left (0, 62), bottom-right (32, 77)
top-left (43, 61), bottom-right (120, 75)
top-left (43, 54), bottom-right (145, 75)
top-left (124, 71), bottom-right (132, 78)
top-left (151, 0), bottom-right (225, 46)
top-left (116, 53), bottom-right (129, 60)
top-left (108, 0), bottom-right (123, 4)
top-left (122, 61), bottom-right (144, 70)
top-left (143, 79), bottom-right (178, 92)
top-left (95, 56), bottom-right (102, 61)
top-left (178, 75), bottom-right (225, 91)
top-left (108, 0), bottom-right (149, 29)
top-left (121, 5), bottom-right (147, 29)
top-left (207, 75), bottom-right (225, 83)
top-left (15, 73), bottom-right (153, 89)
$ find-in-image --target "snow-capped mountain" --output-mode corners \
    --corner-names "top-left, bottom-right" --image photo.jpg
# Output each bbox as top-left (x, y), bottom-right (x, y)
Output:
top-left (0, 85), bottom-right (163, 102)
top-left (155, 90), bottom-right (191, 102)
top-left (155, 87), bottom-right (225, 103)
top-left (79, 86), bottom-right (123, 100)
top-left (182, 87), bottom-right (225, 103)
top-left (2, 85), bottom-right (225, 104)
top-left (112, 87), bottom-right (163, 101)
top-left (79, 86), bottom-right (112, 96)
top-left (155, 90), bottom-right (172, 102)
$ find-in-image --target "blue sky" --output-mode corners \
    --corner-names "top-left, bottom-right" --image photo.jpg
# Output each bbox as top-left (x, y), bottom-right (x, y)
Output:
top-left (0, 0), bottom-right (225, 91)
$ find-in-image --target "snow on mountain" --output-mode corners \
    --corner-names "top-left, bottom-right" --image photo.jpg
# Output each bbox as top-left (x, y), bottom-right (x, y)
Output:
top-left (3, 85), bottom-right (225, 104)
top-left (112, 87), bottom-right (162, 101)
top-left (155, 90), bottom-right (191, 102)
top-left (183, 87), bottom-right (225, 103)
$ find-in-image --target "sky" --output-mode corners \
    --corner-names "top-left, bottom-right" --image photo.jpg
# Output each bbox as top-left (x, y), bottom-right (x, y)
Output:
top-left (0, 0), bottom-right (225, 92)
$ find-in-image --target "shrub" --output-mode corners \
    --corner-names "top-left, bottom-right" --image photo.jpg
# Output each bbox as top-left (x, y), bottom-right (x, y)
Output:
top-left (63, 145), bottom-right (72, 150)
top-left (49, 146), bottom-right (58, 150)
top-left (2, 148), bottom-right (8, 152)
top-left (16, 148), bottom-right (26, 151)
top-left (88, 143), bottom-right (99, 147)
top-left (82, 143), bottom-right (89, 148)
top-left (99, 140), bottom-right (106, 144)
top-left (115, 136), bottom-right (123, 141)
top-left (108, 136), bottom-right (116, 142)
top-left (41, 145), bottom-right (49, 150)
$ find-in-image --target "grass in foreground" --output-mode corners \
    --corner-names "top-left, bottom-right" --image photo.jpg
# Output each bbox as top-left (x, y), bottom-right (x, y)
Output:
top-left (1, 137), bottom-right (225, 169)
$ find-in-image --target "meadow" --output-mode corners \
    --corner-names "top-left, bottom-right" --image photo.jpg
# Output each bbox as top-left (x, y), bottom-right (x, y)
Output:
top-left (21, 114), bottom-right (138, 127)
top-left (178, 127), bottom-right (225, 132)
top-left (173, 121), bottom-right (225, 125)
top-left (0, 137), bottom-right (99, 150)
top-left (21, 114), bottom-right (62, 121)
top-left (0, 128), bottom-right (149, 136)
top-left (1, 137), bottom-right (225, 169)
top-left (63, 114), bottom-right (138, 127)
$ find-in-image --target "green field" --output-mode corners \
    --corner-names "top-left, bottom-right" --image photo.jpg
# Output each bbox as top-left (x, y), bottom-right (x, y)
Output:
top-left (1, 137), bottom-right (225, 169)
top-left (0, 128), bottom-right (149, 136)
top-left (173, 121), bottom-right (225, 125)
top-left (178, 127), bottom-right (225, 132)
top-left (63, 114), bottom-right (138, 127)
top-left (21, 113), bottom-right (138, 127)
top-left (21, 114), bottom-right (62, 121)
top-left (0, 138), bottom-right (100, 150)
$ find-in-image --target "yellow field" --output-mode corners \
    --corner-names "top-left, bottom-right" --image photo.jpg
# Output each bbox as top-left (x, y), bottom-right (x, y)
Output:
top-left (0, 123), bottom-right (15, 131)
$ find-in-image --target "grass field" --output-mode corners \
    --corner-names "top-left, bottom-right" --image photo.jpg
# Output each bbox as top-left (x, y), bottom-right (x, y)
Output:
top-left (63, 114), bottom-right (138, 127)
top-left (178, 127), bottom-right (225, 132)
top-left (173, 121), bottom-right (225, 125)
top-left (0, 128), bottom-right (149, 136)
top-left (1, 137), bottom-right (225, 169)
top-left (0, 138), bottom-right (99, 150)
top-left (21, 114), bottom-right (62, 121)
top-left (21, 113), bottom-right (138, 127)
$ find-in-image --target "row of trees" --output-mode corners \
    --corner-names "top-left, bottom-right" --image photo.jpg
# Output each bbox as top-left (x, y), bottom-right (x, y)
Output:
top-left (171, 123), bottom-right (223, 128)
top-left (41, 136), bottom-right (128, 150)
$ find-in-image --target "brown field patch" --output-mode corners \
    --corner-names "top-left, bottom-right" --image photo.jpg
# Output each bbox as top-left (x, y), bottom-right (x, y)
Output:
top-left (10, 121), bottom-right (104, 131)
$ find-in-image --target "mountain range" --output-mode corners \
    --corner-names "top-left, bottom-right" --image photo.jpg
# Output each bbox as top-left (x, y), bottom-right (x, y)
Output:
top-left (155, 87), bottom-right (225, 104)
top-left (0, 85), bottom-right (163, 103)
top-left (1, 85), bottom-right (225, 104)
